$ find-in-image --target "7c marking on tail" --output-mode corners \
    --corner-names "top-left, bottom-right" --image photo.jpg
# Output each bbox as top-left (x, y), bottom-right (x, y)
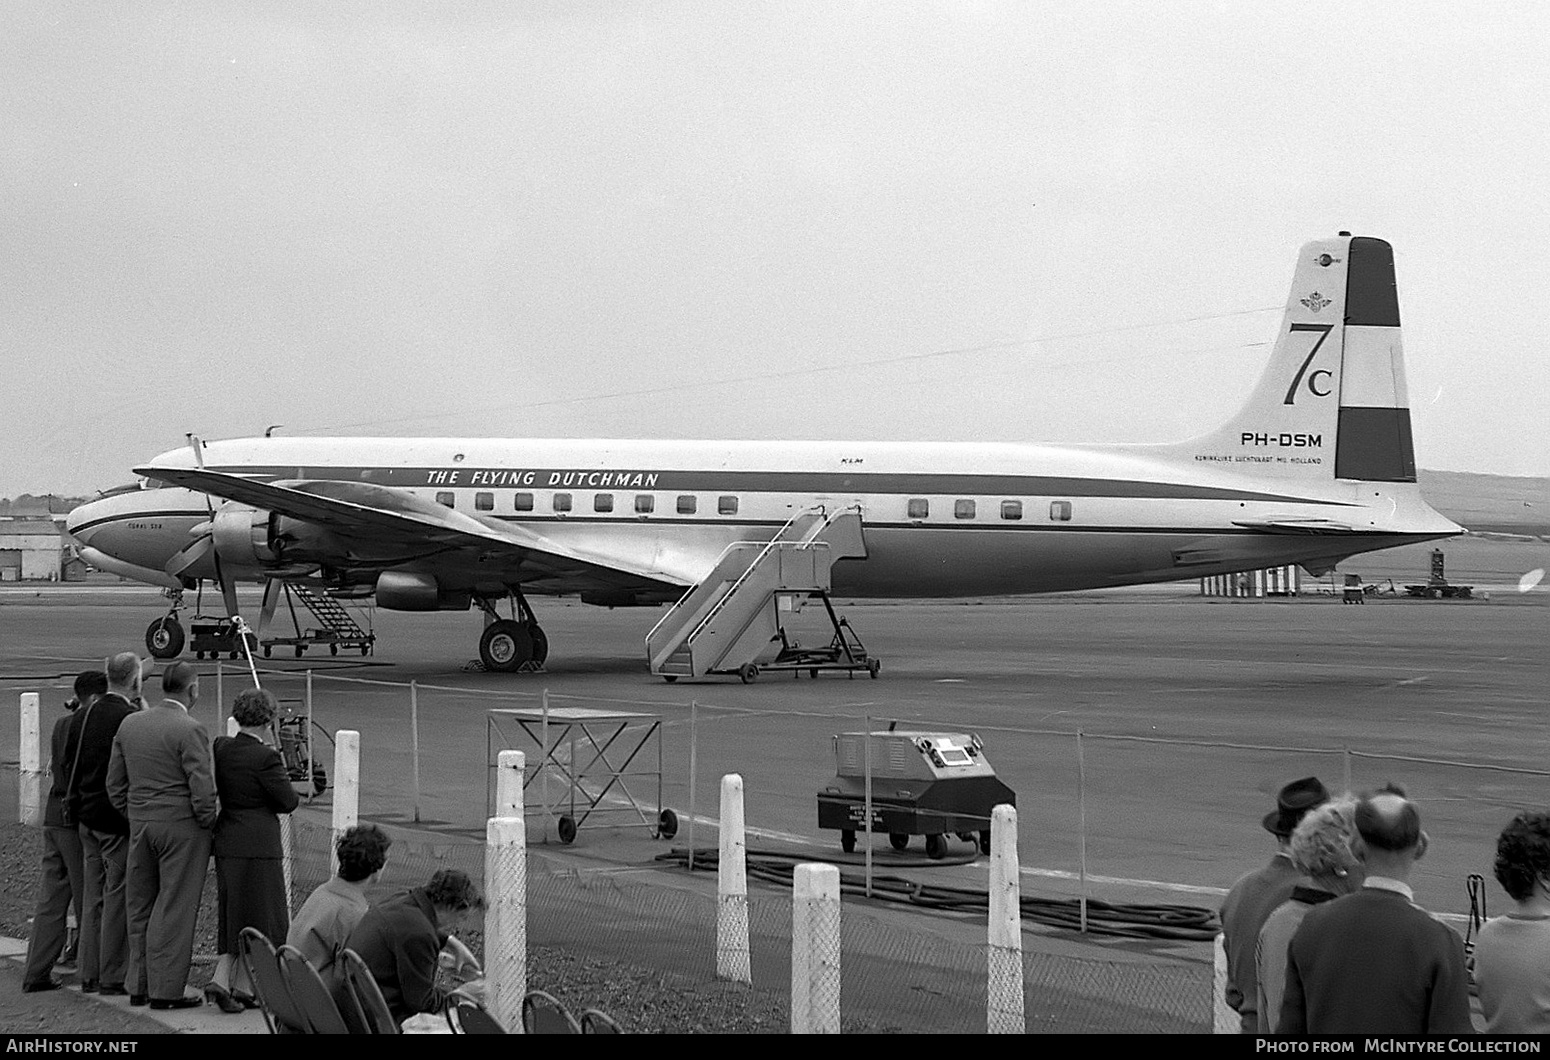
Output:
top-left (1283, 322), bottom-right (1335, 404)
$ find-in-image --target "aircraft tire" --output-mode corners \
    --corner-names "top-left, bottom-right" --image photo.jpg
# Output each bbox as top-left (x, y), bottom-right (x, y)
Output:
top-left (529, 624), bottom-right (549, 665)
top-left (480, 619), bottom-right (533, 673)
top-left (145, 617), bottom-right (185, 660)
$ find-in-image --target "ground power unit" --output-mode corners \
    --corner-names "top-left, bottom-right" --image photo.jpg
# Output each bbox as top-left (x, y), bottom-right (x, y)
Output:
top-left (817, 730), bottom-right (1016, 859)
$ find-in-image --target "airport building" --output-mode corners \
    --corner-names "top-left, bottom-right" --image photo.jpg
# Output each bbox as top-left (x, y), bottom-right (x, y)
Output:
top-left (0, 517), bottom-right (69, 581)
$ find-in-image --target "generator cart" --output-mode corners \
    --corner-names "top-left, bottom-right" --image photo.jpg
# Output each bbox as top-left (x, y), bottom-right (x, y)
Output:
top-left (817, 729), bottom-right (1016, 859)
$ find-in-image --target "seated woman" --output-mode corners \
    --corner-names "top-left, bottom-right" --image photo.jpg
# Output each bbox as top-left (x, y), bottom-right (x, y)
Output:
top-left (1474, 811), bottom-right (1550, 1033)
top-left (286, 824), bottom-right (391, 989)
top-left (345, 867), bottom-right (484, 1026)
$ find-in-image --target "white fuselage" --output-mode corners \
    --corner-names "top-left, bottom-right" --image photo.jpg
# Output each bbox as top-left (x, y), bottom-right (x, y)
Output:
top-left (75, 435), bottom-right (1460, 599)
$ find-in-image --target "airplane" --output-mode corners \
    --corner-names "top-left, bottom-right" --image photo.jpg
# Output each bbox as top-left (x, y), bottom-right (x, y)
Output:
top-left (67, 233), bottom-right (1462, 677)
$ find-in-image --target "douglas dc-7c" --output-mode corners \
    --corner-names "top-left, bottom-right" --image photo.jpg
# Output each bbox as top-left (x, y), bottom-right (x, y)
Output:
top-left (67, 234), bottom-right (1461, 679)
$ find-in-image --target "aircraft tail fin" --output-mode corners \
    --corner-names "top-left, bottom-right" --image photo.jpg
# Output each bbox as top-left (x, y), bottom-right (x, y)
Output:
top-left (1167, 234), bottom-right (1417, 483)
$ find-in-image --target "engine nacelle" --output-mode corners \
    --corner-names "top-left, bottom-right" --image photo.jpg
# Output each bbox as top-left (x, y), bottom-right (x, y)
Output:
top-left (375, 571), bottom-right (472, 612)
top-left (210, 504), bottom-right (280, 571)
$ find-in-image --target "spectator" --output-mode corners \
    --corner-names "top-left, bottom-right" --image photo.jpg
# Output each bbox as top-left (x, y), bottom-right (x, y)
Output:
top-left (21, 671), bottom-right (104, 992)
top-left (286, 824), bottom-right (392, 990)
top-left (1220, 775), bottom-right (1329, 1032)
top-left (203, 688), bottom-right (300, 1015)
top-left (65, 652), bottom-right (145, 997)
top-left (1472, 811), bottom-right (1550, 1032)
top-left (1280, 783), bottom-right (1473, 1034)
top-left (1254, 794), bottom-right (1363, 1032)
top-left (346, 868), bottom-right (484, 1026)
top-left (107, 661), bottom-right (217, 1010)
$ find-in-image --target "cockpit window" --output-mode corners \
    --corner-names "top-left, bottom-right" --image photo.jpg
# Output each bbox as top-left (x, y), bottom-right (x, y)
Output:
top-left (102, 483), bottom-right (145, 498)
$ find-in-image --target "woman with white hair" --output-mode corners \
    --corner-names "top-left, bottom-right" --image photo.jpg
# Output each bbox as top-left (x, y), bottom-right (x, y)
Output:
top-left (1255, 793), bottom-right (1365, 1033)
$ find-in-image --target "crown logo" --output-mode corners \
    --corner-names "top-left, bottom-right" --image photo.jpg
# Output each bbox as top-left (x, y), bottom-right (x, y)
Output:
top-left (1300, 292), bottom-right (1330, 312)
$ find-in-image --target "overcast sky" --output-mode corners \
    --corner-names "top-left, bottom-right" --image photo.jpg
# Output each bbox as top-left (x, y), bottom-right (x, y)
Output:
top-left (3, 1), bottom-right (1546, 497)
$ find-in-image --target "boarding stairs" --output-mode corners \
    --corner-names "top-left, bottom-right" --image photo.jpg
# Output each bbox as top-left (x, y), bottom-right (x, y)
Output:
top-left (647, 506), bottom-right (867, 680)
top-left (260, 582), bottom-right (376, 658)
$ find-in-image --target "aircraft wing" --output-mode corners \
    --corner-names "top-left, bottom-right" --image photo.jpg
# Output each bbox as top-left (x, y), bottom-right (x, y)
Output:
top-left (132, 465), bottom-right (691, 593)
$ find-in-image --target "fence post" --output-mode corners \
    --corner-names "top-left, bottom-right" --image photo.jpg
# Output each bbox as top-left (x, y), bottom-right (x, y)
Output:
top-left (687, 701), bottom-right (697, 873)
top-left (1077, 729), bottom-right (1089, 933)
top-left (987, 803), bottom-right (1024, 1033)
top-left (717, 774), bottom-right (751, 984)
top-left (791, 863), bottom-right (840, 1034)
top-left (486, 814), bottom-right (528, 1034)
top-left (410, 680), bottom-right (421, 823)
top-left (1213, 934), bottom-right (1237, 1033)
top-left (330, 729), bottom-right (361, 878)
top-left (495, 750), bottom-right (525, 817)
top-left (18, 692), bottom-right (41, 826)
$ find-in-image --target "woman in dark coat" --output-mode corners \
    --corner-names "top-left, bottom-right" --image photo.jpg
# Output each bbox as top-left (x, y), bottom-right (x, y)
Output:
top-left (204, 687), bottom-right (300, 1013)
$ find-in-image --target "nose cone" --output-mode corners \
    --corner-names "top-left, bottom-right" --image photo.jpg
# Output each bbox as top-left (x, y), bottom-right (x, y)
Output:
top-left (66, 496), bottom-right (109, 546)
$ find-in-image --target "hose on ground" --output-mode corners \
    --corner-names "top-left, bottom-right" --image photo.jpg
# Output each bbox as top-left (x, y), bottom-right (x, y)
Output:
top-left (655, 847), bottom-right (1220, 942)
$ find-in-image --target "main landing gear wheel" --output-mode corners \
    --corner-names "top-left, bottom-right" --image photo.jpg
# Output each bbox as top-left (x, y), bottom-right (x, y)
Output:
top-left (529, 625), bottom-right (549, 666)
top-left (145, 617), bottom-right (184, 660)
top-left (479, 619), bottom-right (533, 673)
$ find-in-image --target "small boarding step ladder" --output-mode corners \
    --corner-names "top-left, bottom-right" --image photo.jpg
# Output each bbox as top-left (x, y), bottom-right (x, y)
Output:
top-left (261, 582), bottom-right (376, 658)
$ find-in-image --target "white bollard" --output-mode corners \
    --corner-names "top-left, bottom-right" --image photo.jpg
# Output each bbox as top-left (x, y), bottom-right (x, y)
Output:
top-left (486, 815), bottom-right (528, 1034)
top-left (987, 803), bottom-right (1024, 1033)
top-left (19, 692), bottom-right (42, 826)
top-left (1213, 934), bottom-right (1238, 1033)
top-left (495, 750), bottom-right (525, 817)
top-left (791, 863), bottom-right (841, 1034)
top-left (330, 730), bottom-right (361, 878)
top-left (716, 774), bottom-right (751, 984)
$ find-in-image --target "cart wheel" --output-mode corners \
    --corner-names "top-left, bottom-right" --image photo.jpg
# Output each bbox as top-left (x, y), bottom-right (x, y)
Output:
top-left (309, 760), bottom-right (328, 796)
top-left (557, 816), bottom-right (577, 844)
top-left (145, 617), bottom-right (185, 659)
top-left (330, 643), bottom-right (338, 656)
top-left (841, 829), bottom-right (856, 854)
top-left (656, 808), bottom-right (679, 840)
top-left (925, 834), bottom-right (947, 860)
top-left (737, 663), bottom-right (759, 683)
top-left (888, 832), bottom-right (910, 852)
top-left (663, 675), bottom-right (678, 683)
top-left (980, 829), bottom-right (993, 857)
top-left (810, 669), bottom-right (819, 679)
top-left (294, 645), bottom-right (304, 657)
top-left (868, 658), bottom-right (881, 679)
top-left (361, 644), bottom-right (370, 656)
top-left (263, 645), bottom-right (272, 658)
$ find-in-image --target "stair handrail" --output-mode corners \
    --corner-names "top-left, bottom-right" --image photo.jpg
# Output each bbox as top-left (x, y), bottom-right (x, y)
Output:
top-left (680, 503), bottom-right (861, 649)
top-left (645, 505), bottom-right (821, 649)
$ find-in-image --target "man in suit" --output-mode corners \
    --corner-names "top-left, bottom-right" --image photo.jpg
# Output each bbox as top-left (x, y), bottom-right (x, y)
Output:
top-left (66, 652), bottom-right (145, 997)
top-left (1279, 783), bottom-right (1474, 1034)
top-left (21, 670), bottom-right (104, 992)
top-left (1220, 775), bottom-right (1329, 1033)
top-left (107, 660), bottom-right (217, 1010)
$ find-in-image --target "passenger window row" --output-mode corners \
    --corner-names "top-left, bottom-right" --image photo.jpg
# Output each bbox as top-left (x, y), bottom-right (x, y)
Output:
top-left (908, 498), bottom-right (1073, 522)
top-left (442, 491), bottom-right (741, 516)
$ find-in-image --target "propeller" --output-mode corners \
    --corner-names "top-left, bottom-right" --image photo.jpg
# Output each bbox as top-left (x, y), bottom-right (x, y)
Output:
top-left (169, 434), bottom-right (240, 619)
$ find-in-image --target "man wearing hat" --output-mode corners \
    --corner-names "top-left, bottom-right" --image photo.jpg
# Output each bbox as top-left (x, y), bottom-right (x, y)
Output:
top-left (1220, 775), bottom-right (1329, 1033)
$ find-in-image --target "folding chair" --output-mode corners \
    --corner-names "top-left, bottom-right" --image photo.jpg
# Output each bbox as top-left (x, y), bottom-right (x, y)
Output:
top-left (444, 995), bottom-right (507, 1034)
top-left (277, 945), bottom-right (351, 1034)
top-left (340, 948), bottom-right (400, 1034)
top-left (239, 927), bottom-right (309, 1034)
top-left (580, 1008), bottom-right (623, 1034)
top-left (521, 989), bottom-right (581, 1034)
